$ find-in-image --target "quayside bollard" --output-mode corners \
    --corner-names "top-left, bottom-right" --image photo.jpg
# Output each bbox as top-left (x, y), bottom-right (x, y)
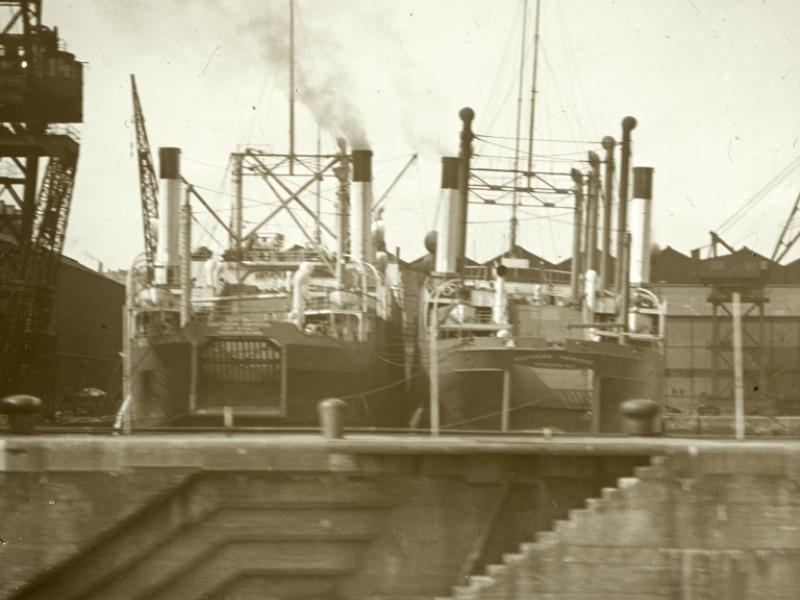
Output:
top-left (620, 398), bottom-right (662, 436)
top-left (318, 398), bottom-right (347, 439)
top-left (0, 395), bottom-right (43, 435)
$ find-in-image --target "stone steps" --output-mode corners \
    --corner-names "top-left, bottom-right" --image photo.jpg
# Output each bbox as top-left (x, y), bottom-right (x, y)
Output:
top-left (139, 540), bottom-right (369, 600)
top-left (440, 453), bottom-right (800, 599)
top-left (441, 458), bottom-right (660, 599)
top-left (16, 471), bottom-right (389, 600)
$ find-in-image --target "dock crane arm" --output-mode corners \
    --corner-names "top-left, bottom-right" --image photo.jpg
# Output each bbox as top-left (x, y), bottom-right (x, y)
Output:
top-left (709, 231), bottom-right (736, 257)
top-left (770, 190), bottom-right (800, 264)
top-left (372, 153), bottom-right (417, 218)
top-left (131, 74), bottom-right (159, 282)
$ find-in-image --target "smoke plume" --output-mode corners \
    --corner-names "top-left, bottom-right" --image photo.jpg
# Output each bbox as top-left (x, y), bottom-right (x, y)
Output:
top-left (214, 1), bottom-right (453, 155)
top-left (248, 7), bottom-right (369, 149)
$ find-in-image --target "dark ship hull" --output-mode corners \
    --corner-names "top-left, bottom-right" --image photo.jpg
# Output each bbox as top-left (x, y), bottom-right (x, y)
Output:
top-left (410, 104), bottom-right (668, 435)
top-left (121, 143), bottom-right (414, 430)
top-left (421, 336), bottom-right (663, 433)
top-left (129, 315), bottom-right (410, 428)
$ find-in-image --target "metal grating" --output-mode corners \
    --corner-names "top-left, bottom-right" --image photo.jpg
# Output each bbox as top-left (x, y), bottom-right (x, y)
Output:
top-left (200, 337), bottom-right (281, 384)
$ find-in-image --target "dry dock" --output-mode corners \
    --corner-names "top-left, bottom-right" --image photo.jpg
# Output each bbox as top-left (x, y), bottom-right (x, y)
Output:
top-left (2, 432), bottom-right (799, 599)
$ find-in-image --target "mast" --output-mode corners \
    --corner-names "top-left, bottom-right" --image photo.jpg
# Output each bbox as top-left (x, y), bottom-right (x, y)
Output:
top-left (510, 0), bottom-right (529, 252)
top-left (600, 136), bottom-right (615, 291)
top-left (457, 108), bottom-right (475, 274)
top-left (586, 151), bottom-right (601, 273)
top-left (289, 0), bottom-right (295, 174)
top-left (614, 116), bottom-right (637, 294)
top-left (526, 0), bottom-right (542, 188)
top-left (315, 128), bottom-right (321, 244)
top-left (570, 168), bottom-right (584, 302)
top-left (231, 153), bottom-right (243, 255)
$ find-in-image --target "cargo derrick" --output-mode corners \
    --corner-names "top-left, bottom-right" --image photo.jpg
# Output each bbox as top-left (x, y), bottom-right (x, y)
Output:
top-left (0, 0), bottom-right (82, 408)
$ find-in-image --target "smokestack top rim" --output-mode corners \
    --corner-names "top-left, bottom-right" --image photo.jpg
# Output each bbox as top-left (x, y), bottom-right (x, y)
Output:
top-left (158, 147), bottom-right (181, 180)
top-left (441, 156), bottom-right (459, 190)
top-left (601, 136), bottom-right (616, 150)
top-left (622, 116), bottom-right (638, 132)
top-left (352, 149), bottom-right (373, 182)
top-left (632, 166), bottom-right (655, 200)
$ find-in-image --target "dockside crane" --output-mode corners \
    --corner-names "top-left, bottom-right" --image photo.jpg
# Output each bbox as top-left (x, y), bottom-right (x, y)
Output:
top-left (0, 0), bottom-right (83, 405)
top-left (130, 75), bottom-right (159, 282)
top-left (771, 189), bottom-right (800, 264)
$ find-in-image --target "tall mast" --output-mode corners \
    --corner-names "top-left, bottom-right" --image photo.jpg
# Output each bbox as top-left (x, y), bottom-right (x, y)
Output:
top-left (510, 0), bottom-right (529, 252)
top-left (289, 0), bottom-right (295, 174)
top-left (526, 0), bottom-right (541, 188)
top-left (315, 127), bottom-right (321, 244)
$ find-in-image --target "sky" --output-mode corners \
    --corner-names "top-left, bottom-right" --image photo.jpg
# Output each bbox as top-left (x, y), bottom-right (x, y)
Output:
top-left (25, 0), bottom-right (800, 269)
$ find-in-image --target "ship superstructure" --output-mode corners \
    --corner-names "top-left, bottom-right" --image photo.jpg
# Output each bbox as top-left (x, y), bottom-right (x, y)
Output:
top-left (417, 106), bottom-right (667, 434)
top-left (119, 97), bottom-right (409, 429)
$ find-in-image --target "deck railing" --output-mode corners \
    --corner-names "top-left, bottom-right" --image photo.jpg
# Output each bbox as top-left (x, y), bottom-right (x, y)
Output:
top-left (463, 265), bottom-right (572, 285)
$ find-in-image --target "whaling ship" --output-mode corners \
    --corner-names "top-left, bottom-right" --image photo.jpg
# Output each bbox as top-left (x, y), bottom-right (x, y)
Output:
top-left (119, 0), bottom-right (667, 433)
top-left (413, 0), bottom-right (668, 435)
top-left (416, 108), bottom-right (666, 433)
top-left (118, 84), bottom-right (410, 428)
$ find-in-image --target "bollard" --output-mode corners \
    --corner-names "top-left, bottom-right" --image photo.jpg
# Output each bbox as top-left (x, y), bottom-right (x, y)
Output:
top-left (620, 398), bottom-right (661, 436)
top-left (0, 395), bottom-right (43, 434)
top-left (318, 398), bottom-right (347, 439)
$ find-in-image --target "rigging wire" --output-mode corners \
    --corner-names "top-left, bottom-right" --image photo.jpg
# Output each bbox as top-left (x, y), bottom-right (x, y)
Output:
top-left (468, 210), bottom-right (572, 225)
top-left (554, 1), bottom-right (596, 140)
top-left (478, 1), bottom-right (523, 128)
top-left (477, 134), bottom-right (602, 144)
top-left (473, 134), bottom-right (596, 160)
top-left (478, 3), bottom-right (526, 145)
top-left (190, 182), bottom-right (340, 217)
top-left (717, 153), bottom-right (800, 234)
top-left (193, 156), bottom-right (232, 250)
top-left (538, 44), bottom-right (583, 156)
top-left (510, 0), bottom-right (531, 248)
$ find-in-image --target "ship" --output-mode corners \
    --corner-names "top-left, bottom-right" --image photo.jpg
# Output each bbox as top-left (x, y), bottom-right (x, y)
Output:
top-left (413, 107), bottom-right (667, 433)
top-left (118, 137), bottom-right (410, 429)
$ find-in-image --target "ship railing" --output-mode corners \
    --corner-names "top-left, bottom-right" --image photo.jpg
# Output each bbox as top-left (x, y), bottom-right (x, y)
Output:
top-left (505, 281), bottom-right (573, 303)
top-left (188, 290), bottom-right (378, 325)
top-left (464, 265), bottom-right (572, 285)
top-left (133, 309), bottom-right (182, 337)
top-left (238, 247), bottom-right (330, 264)
top-left (629, 287), bottom-right (668, 348)
top-left (191, 305), bottom-right (292, 324)
top-left (572, 285), bottom-right (668, 348)
top-left (336, 255), bottom-right (393, 320)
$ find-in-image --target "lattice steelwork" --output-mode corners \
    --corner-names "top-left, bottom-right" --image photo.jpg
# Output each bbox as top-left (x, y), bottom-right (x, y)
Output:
top-left (0, 1), bottom-right (82, 405)
top-left (130, 75), bottom-right (159, 282)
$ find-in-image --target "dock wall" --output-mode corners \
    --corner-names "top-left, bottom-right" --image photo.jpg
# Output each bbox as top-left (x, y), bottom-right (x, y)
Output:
top-left (1, 435), bottom-right (798, 599)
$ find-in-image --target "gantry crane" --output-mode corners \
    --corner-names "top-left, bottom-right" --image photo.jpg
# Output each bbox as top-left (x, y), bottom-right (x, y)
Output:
top-left (0, 0), bottom-right (83, 405)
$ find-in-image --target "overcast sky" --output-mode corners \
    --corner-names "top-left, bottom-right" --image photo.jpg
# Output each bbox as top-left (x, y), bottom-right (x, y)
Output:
top-left (35, 0), bottom-right (800, 269)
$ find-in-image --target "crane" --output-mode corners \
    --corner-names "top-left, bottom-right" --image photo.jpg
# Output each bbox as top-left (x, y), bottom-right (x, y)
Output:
top-left (771, 190), bottom-right (800, 264)
top-left (0, 0), bottom-right (82, 402)
top-left (130, 75), bottom-right (159, 282)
